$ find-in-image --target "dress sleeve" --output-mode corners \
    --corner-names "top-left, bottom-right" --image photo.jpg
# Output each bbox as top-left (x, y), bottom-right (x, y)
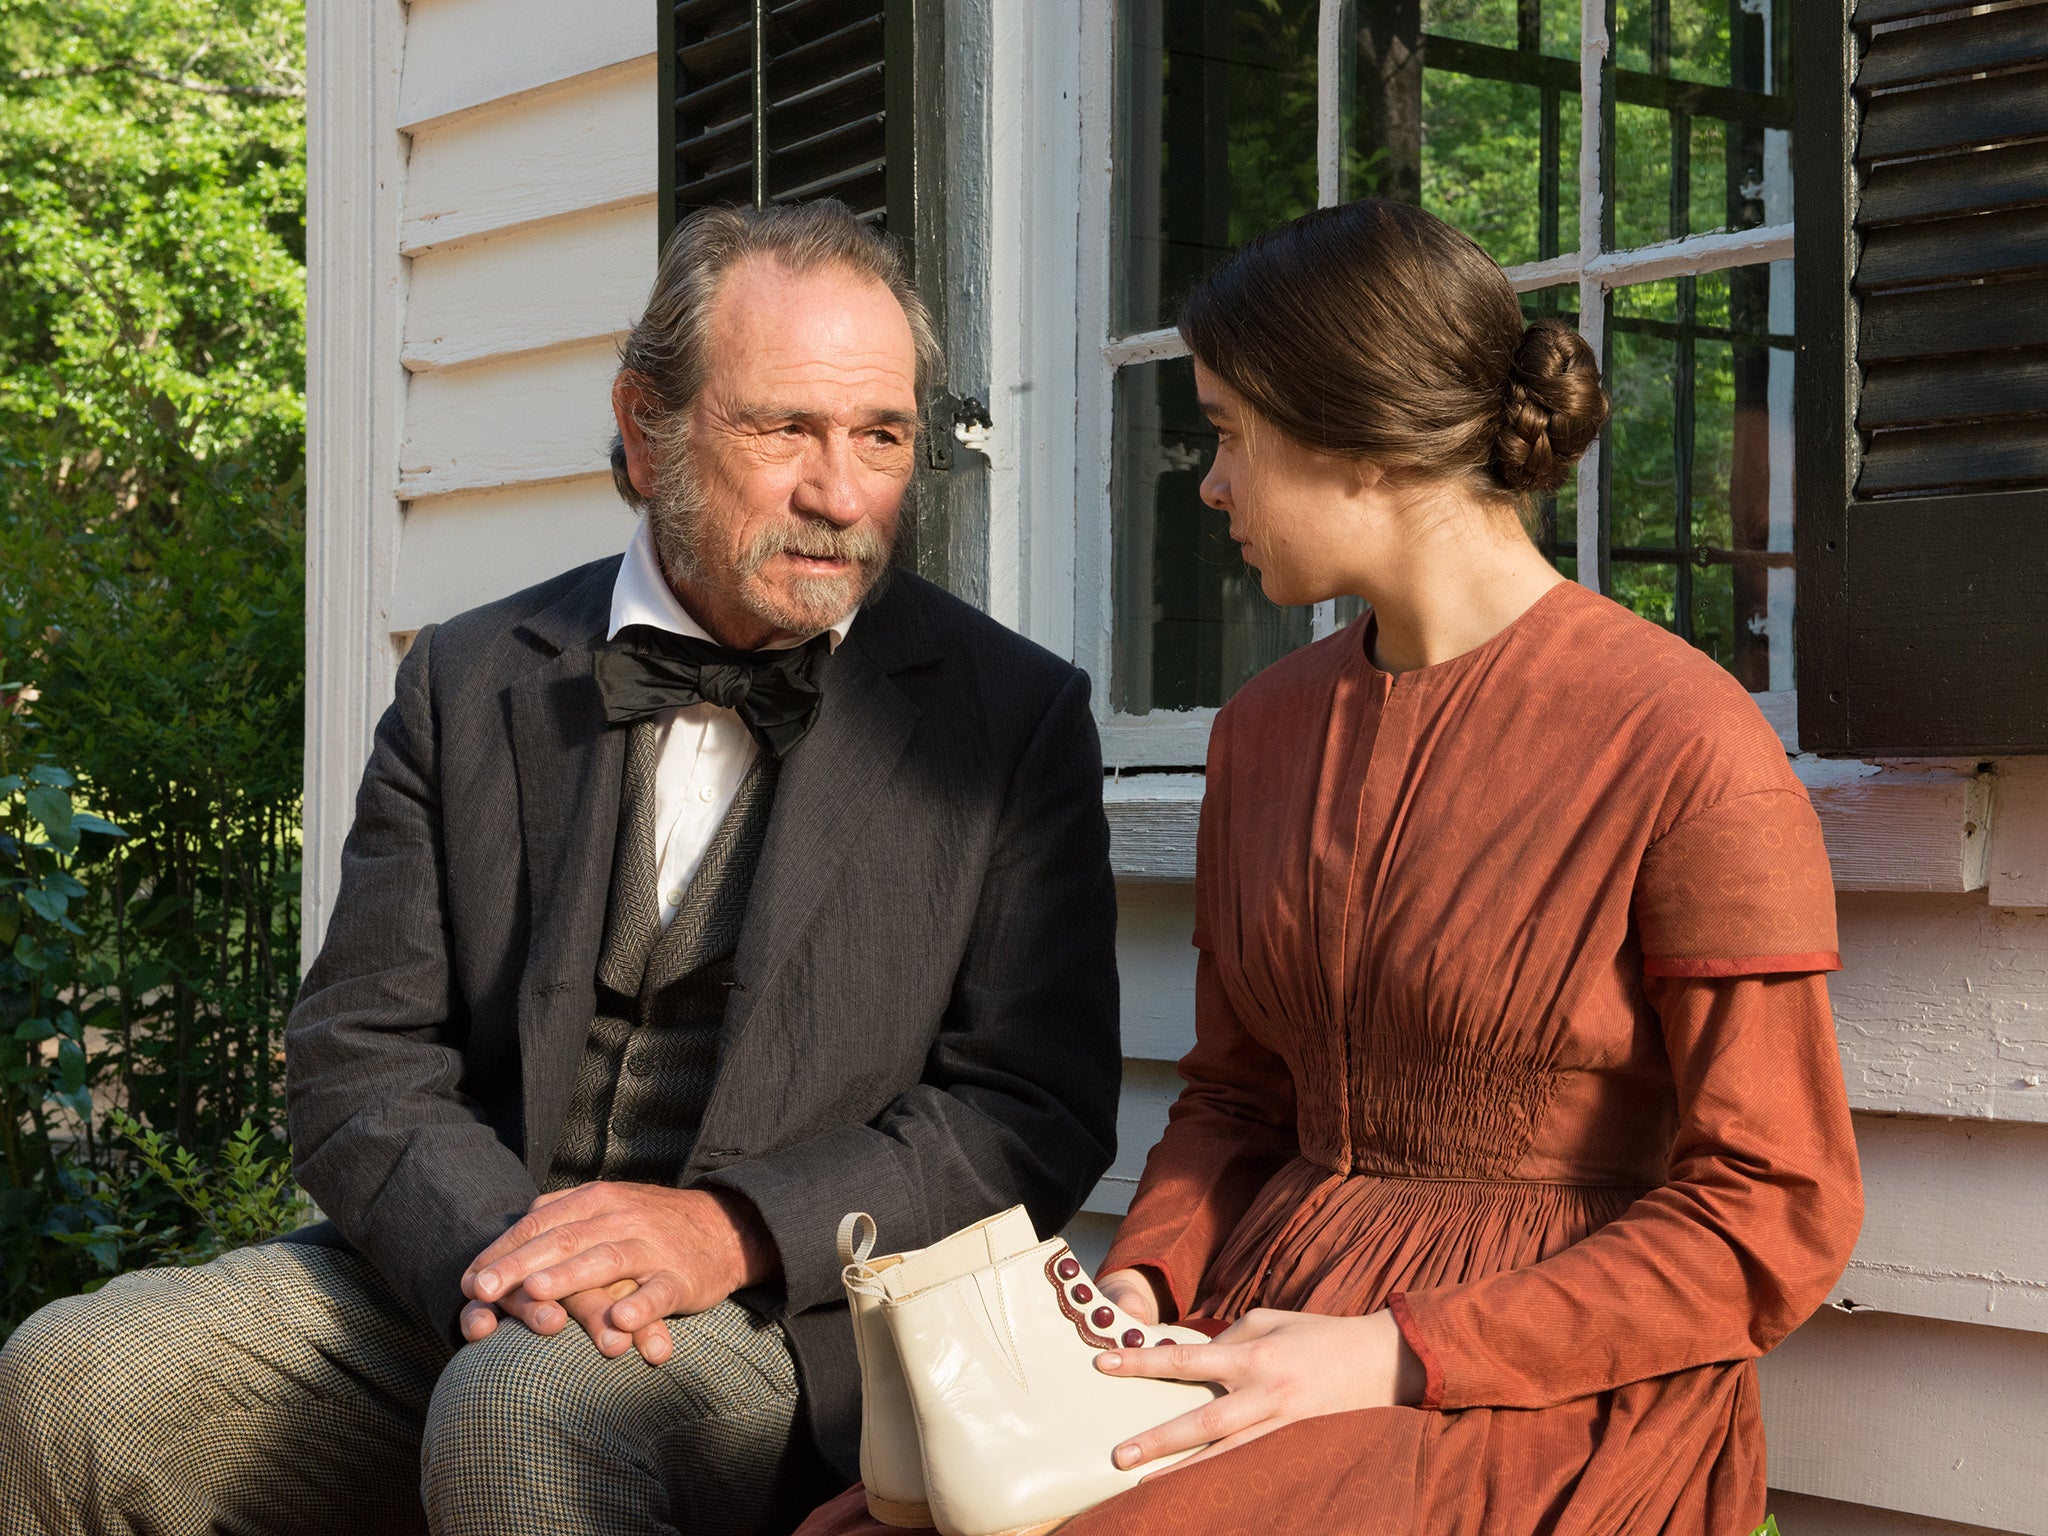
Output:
top-left (1633, 788), bottom-right (1841, 977)
top-left (1100, 948), bottom-right (1300, 1321)
top-left (1388, 970), bottom-right (1863, 1410)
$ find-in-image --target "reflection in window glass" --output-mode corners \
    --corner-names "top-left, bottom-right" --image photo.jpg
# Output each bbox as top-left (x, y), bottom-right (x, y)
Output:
top-left (1345, 0), bottom-right (1580, 267)
top-left (1111, 358), bottom-right (1311, 714)
top-left (1604, 262), bottom-right (1794, 691)
top-left (1608, 0), bottom-right (1788, 250)
top-left (1117, 0), bottom-right (1320, 335)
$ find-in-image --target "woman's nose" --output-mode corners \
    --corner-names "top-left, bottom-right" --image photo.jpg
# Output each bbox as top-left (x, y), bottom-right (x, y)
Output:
top-left (1199, 461), bottom-right (1231, 513)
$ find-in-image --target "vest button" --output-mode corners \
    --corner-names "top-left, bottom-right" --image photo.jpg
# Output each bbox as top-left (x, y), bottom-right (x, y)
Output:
top-left (614, 1112), bottom-right (638, 1137)
top-left (629, 1055), bottom-right (652, 1077)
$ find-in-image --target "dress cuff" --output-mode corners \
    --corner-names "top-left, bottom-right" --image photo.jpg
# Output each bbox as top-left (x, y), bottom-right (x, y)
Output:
top-left (1642, 951), bottom-right (1841, 978)
top-left (1386, 1292), bottom-right (1445, 1411)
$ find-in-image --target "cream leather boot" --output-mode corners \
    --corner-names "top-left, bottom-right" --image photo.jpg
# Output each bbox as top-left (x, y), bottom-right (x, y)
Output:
top-left (838, 1208), bottom-right (1042, 1527)
top-left (852, 1229), bottom-right (1222, 1536)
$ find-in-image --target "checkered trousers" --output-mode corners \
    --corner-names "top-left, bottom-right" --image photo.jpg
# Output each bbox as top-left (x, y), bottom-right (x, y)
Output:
top-left (0, 1242), bottom-right (813, 1536)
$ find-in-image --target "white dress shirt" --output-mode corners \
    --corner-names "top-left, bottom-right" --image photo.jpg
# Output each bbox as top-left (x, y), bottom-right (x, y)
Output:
top-left (607, 522), bottom-right (855, 928)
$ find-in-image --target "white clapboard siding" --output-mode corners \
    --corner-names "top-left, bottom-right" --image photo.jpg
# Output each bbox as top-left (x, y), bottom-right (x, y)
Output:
top-left (1082, 1058), bottom-right (1181, 1218)
top-left (1760, 1307), bottom-right (2048, 1535)
top-left (401, 336), bottom-right (622, 499)
top-left (404, 199), bottom-right (656, 373)
top-left (1767, 1490), bottom-right (2014, 1536)
top-left (400, 0), bottom-right (652, 132)
top-left (1104, 763), bottom-right (1992, 894)
top-left (1835, 1114), bottom-right (2048, 1334)
top-left (401, 56), bottom-right (658, 255)
top-left (391, 476), bottom-right (637, 633)
top-left (1835, 892), bottom-right (2048, 1123)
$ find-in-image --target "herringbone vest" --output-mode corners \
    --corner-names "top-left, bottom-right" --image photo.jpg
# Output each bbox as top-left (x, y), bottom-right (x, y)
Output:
top-left (545, 720), bottom-right (777, 1191)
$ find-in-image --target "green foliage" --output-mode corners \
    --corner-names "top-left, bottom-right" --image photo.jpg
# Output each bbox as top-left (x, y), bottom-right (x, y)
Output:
top-left (105, 1110), bottom-right (309, 1267)
top-left (1752, 1519), bottom-right (1782, 1536)
top-left (0, 0), bottom-right (306, 1332)
top-left (0, 0), bottom-right (305, 483)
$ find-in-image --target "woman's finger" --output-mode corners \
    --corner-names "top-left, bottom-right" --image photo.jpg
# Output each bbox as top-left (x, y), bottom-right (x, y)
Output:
top-left (1095, 1340), bottom-right (1234, 1386)
top-left (1112, 1388), bottom-right (1260, 1470)
top-left (1137, 1421), bottom-right (1276, 1481)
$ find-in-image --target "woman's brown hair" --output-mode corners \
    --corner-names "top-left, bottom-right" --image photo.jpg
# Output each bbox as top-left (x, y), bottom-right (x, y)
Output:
top-left (1178, 199), bottom-right (1609, 500)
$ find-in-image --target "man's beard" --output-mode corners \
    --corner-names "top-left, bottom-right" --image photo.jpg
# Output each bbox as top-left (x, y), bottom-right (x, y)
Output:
top-left (644, 436), bottom-right (896, 638)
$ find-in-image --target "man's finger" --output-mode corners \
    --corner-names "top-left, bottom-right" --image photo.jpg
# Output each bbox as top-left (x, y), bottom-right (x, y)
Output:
top-left (474, 1221), bottom-right (623, 1301)
top-left (492, 1284), bottom-right (569, 1336)
top-left (607, 1269), bottom-right (686, 1332)
top-left (521, 1237), bottom-right (648, 1302)
top-left (459, 1300), bottom-right (501, 1343)
top-left (562, 1286), bottom-right (636, 1358)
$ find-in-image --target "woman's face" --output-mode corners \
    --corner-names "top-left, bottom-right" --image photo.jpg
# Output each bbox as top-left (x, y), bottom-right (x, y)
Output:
top-left (1194, 360), bottom-right (1369, 609)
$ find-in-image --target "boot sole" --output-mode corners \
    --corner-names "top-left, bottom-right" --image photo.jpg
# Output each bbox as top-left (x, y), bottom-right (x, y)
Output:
top-left (865, 1492), bottom-right (936, 1528)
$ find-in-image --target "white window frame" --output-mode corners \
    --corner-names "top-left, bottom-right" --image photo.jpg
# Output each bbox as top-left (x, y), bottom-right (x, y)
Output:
top-left (1058, 0), bottom-right (1797, 770)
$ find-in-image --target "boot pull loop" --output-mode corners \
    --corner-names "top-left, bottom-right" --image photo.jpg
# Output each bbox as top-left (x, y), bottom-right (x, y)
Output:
top-left (837, 1211), bottom-right (879, 1268)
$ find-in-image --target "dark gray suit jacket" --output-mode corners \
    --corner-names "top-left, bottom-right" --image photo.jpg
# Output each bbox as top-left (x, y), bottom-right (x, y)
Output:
top-left (283, 557), bottom-right (1121, 1479)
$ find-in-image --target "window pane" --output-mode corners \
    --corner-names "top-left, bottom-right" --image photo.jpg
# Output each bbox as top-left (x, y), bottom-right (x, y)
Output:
top-left (1603, 260), bottom-right (1794, 691)
top-left (1346, 1), bottom-right (1580, 267)
top-left (1117, 0), bottom-right (1321, 335)
top-left (1112, 357), bottom-right (1311, 713)
top-left (1607, 0), bottom-right (1790, 253)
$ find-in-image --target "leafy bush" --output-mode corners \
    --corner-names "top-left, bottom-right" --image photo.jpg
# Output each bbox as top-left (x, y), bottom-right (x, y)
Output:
top-left (1, 0), bottom-right (307, 1333)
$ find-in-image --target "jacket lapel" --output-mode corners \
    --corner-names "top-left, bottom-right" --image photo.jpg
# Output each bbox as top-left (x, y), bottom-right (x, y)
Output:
top-left (722, 578), bottom-right (935, 1050)
top-left (506, 560), bottom-right (626, 1175)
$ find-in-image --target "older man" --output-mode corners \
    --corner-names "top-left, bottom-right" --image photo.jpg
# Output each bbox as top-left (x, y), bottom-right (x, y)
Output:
top-left (0, 202), bottom-right (1121, 1536)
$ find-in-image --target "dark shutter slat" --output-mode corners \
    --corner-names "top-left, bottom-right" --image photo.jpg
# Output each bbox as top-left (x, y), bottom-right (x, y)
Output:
top-left (676, 0), bottom-right (742, 25)
top-left (677, 67), bottom-right (753, 118)
top-left (770, 13), bottom-right (883, 75)
top-left (771, 158), bottom-right (888, 204)
top-left (1859, 418), bottom-right (2048, 496)
top-left (678, 163), bottom-right (755, 204)
top-left (1860, 138), bottom-right (2048, 227)
top-left (1859, 274), bottom-right (2048, 362)
top-left (772, 110), bottom-right (886, 165)
top-left (1856, 205), bottom-right (2048, 289)
top-left (1860, 351), bottom-right (2048, 429)
top-left (769, 0), bottom-right (876, 33)
top-left (679, 19), bottom-right (754, 78)
top-left (1857, 67), bottom-right (2048, 161)
top-left (768, 60), bottom-right (885, 118)
top-left (1853, 0), bottom-right (1978, 26)
top-left (1856, 3), bottom-right (2048, 90)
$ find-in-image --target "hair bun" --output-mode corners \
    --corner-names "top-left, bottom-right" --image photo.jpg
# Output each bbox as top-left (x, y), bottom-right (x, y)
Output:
top-left (1493, 318), bottom-right (1609, 495)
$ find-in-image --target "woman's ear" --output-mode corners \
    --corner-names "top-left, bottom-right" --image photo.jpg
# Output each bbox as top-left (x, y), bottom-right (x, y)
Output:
top-left (1349, 457), bottom-right (1388, 496)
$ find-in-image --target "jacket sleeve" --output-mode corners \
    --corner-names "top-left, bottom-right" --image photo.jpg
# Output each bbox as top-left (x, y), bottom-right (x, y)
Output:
top-left (286, 626), bottom-right (540, 1344)
top-left (698, 668), bottom-right (1124, 1316)
top-left (1389, 970), bottom-right (1863, 1409)
top-left (1099, 947), bottom-right (1299, 1320)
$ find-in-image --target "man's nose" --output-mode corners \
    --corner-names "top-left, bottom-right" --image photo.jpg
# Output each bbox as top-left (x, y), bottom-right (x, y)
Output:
top-left (794, 434), bottom-right (868, 526)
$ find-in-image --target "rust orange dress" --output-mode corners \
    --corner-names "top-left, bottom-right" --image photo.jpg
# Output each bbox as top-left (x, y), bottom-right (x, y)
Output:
top-left (799, 581), bottom-right (1863, 1536)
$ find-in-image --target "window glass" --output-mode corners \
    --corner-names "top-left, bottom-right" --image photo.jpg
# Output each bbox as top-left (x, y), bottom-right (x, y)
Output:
top-left (1111, 357), bottom-right (1311, 714)
top-left (1605, 260), bottom-right (1795, 690)
top-left (1117, 0), bottom-right (1321, 335)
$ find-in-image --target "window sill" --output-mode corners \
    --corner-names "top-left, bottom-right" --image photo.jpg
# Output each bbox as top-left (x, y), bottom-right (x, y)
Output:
top-left (1106, 758), bottom-right (2000, 897)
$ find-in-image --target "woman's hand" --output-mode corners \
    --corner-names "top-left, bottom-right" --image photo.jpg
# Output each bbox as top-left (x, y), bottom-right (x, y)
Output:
top-left (1098, 1267), bottom-right (1165, 1326)
top-left (1094, 1307), bottom-right (1425, 1475)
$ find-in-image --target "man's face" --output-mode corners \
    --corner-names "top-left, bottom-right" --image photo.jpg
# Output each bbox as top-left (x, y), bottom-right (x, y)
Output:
top-left (624, 256), bottom-right (921, 643)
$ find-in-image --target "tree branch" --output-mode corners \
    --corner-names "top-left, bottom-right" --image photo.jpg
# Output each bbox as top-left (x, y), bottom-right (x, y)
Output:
top-left (9, 59), bottom-right (304, 100)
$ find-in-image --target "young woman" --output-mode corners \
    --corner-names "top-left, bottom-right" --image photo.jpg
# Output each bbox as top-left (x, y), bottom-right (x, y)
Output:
top-left (800, 199), bottom-right (1861, 1536)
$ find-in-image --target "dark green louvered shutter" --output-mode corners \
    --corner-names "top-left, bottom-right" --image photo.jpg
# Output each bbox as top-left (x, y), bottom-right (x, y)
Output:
top-left (1796, 0), bottom-right (2048, 753)
top-left (659, 0), bottom-right (935, 240)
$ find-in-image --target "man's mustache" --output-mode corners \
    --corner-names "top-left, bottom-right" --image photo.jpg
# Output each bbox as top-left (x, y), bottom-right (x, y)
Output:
top-left (740, 515), bottom-right (890, 573)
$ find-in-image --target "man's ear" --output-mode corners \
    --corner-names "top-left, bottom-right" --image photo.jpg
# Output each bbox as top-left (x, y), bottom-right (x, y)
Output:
top-left (612, 375), bottom-right (663, 502)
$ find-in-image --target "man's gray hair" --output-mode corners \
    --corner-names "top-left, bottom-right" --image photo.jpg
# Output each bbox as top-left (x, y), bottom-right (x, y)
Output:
top-left (609, 200), bottom-right (943, 509)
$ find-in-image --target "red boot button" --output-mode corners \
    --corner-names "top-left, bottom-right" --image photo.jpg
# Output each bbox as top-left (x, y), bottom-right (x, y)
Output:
top-left (1056, 1257), bottom-right (1081, 1281)
top-left (1091, 1306), bottom-right (1114, 1329)
top-left (1072, 1284), bottom-right (1093, 1304)
top-left (1123, 1329), bottom-right (1146, 1348)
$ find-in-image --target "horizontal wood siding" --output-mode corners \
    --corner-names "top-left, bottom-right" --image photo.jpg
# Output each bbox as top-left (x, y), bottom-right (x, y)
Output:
top-left (389, 476), bottom-right (638, 634)
top-left (388, 0), bottom-right (656, 647)
top-left (400, 0), bottom-right (652, 131)
top-left (402, 57), bottom-right (658, 256)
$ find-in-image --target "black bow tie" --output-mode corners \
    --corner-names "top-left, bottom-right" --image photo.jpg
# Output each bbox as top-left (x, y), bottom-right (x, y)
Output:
top-left (592, 626), bottom-right (830, 758)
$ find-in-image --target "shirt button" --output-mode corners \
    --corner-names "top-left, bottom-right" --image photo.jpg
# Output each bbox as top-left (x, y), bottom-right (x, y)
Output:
top-left (697, 784), bottom-right (716, 803)
top-left (665, 889), bottom-right (683, 906)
